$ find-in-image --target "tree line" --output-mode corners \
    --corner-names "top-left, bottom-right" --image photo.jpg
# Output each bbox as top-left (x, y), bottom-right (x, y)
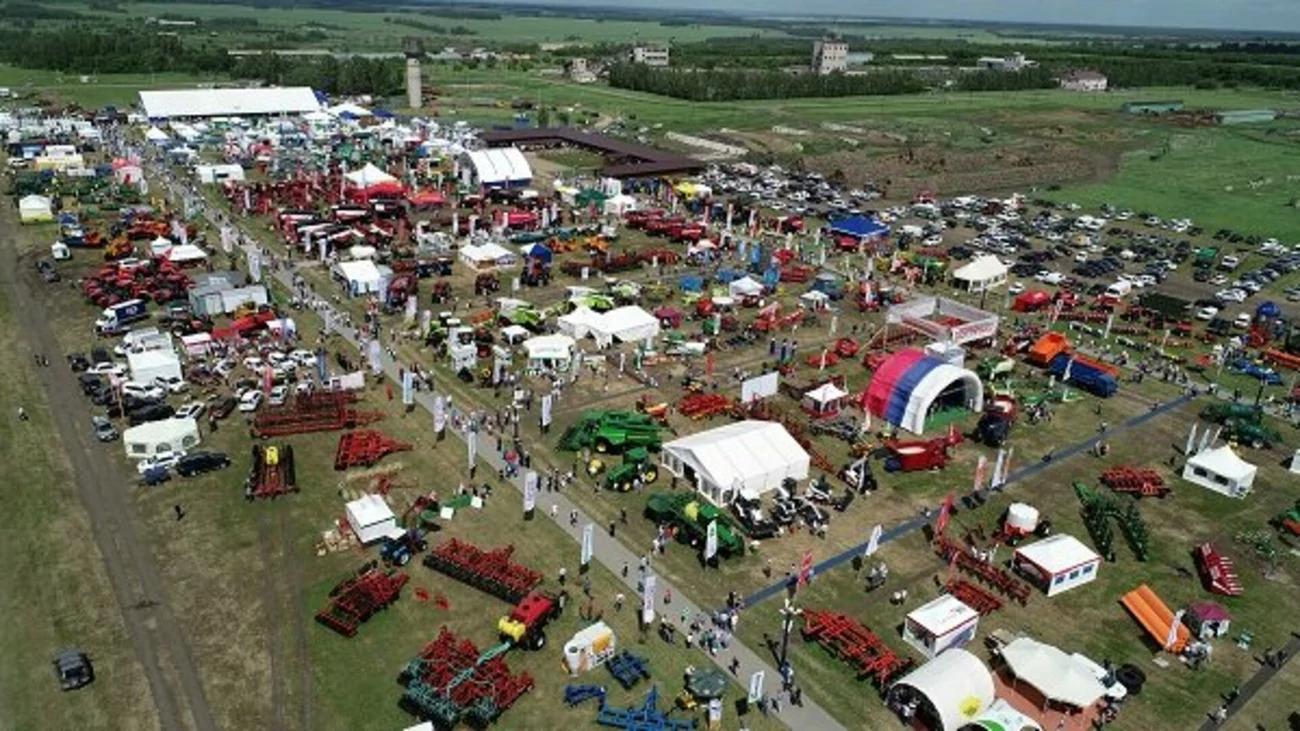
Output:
top-left (607, 62), bottom-right (928, 101)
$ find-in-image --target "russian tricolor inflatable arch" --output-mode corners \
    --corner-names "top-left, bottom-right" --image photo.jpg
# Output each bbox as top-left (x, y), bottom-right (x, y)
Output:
top-left (865, 349), bottom-right (984, 434)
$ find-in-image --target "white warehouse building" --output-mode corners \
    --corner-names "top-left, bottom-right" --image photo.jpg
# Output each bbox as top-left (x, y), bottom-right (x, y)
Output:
top-left (459, 148), bottom-right (533, 189)
top-left (660, 421), bottom-right (810, 505)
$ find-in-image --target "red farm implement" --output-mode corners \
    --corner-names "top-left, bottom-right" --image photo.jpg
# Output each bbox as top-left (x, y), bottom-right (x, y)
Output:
top-left (252, 392), bottom-right (384, 438)
top-left (399, 627), bottom-right (535, 728)
top-left (639, 248), bottom-right (680, 266)
top-left (1194, 542), bottom-right (1243, 597)
top-left (245, 444), bottom-right (298, 500)
top-left (801, 610), bottom-right (914, 689)
top-left (1100, 466), bottom-right (1170, 498)
top-left (334, 430), bottom-right (414, 470)
top-left (315, 563), bottom-right (409, 637)
top-left (422, 539), bottom-right (543, 605)
top-left (883, 427), bottom-right (963, 472)
top-left (934, 535), bottom-right (1031, 606)
top-left (944, 579), bottom-right (1004, 615)
top-left (677, 393), bottom-right (733, 420)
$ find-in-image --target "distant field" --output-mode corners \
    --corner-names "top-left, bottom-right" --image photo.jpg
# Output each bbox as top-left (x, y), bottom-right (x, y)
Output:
top-left (72, 2), bottom-right (788, 46)
top-left (0, 66), bottom-right (220, 108)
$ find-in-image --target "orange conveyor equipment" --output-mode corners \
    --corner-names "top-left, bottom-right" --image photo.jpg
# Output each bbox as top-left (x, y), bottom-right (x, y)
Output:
top-left (1119, 583), bottom-right (1189, 653)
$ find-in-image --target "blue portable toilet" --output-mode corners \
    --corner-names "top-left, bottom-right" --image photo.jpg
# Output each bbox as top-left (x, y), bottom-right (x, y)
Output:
top-left (679, 275), bottom-right (703, 293)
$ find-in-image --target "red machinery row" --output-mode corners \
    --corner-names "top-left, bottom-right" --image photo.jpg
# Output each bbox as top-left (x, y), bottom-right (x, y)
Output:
top-left (252, 391), bottom-right (384, 438)
top-left (315, 563), bottom-right (410, 637)
top-left (1100, 466), bottom-right (1171, 498)
top-left (334, 430), bottom-right (413, 471)
top-left (398, 627), bottom-right (535, 728)
top-left (934, 535), bottom-right (1032, 606)
top-left (801, 609), bottom-right (914, 688)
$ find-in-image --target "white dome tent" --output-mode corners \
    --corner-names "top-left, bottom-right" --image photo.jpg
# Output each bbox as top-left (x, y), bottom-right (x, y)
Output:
top-left (890, 649), bottom-right (996, 731)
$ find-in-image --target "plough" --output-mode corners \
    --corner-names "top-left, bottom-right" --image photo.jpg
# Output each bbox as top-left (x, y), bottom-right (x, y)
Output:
top-left (933, 535), bottom-right (1031, 605)
top-left (677, 393), bottom-right (732, 420)
top-left (606, 651), bottom-right (651, 690)
top-left (1100, 466), bottom-right (1170, 498)
top-left (1194, 542), bottom-right (1243, 597)
top-left (944, 579), bottom-right (1004, 615)
top-left (315, 563), bottom-right (409, 637)
top-left (333, 430), bottom-right (413, 470)
top-left (801, 609), bottom-right (914, 689)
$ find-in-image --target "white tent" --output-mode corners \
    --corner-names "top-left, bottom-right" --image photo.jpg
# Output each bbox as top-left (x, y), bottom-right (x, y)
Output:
top-left (590, 306), bottom-right (659, 347)
top-left (1183, 445), bottom-right (1257, 498)
top-left (892, 649), bottom-right (995, 731)
top-left (195, 163), bottom-right (245, 184)
top-left (661, 420), bottom-right (810, 505)
top-left (180, 332), bottom-right (213, 358)
top-left (1012, 534), bottom-right (1101, 597)
top-left (557, 307), bottom-right (604, 340)
top-left (728, 276), bottom-right (765, 298)
top-left (459, 242), bottom-right (517, 269)
top-left (460, 147), bottom-right (532, 188)
top-left (802, 382), bottom-right (847, 416)
top-left (1290, 448), bottom-right (1300, 475)
top-left (952, 255), bottom-right (1009, 293)
top-left (123, 417), bottom-right (201, 459)
top-left (127, 349), bottom-right (183, 384)
top-left (1001, 637), bottom-right (1107, 709)
top-left (523, 334), bottom-right (576, 369)
top-left (603, 193), bottom-right (637, 216)
top-left (344, 162), bottom-right (397, 188)
top-left (144, 126), bottom-right (171, 143)
top-left (333, 259), bottom-right (383, 296)
top-left (345, 494), bottom-right (403, 544)
top-left (18, 195), bottom-right (53, 224)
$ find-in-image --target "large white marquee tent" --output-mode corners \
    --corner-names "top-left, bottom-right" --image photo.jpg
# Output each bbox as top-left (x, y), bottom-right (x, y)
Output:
top-left (139, 87), bottom-right (322, 119)
top-left (460, 148), bottom-right (532, 188)
top-left (661, 420), bottom-right (810, 505)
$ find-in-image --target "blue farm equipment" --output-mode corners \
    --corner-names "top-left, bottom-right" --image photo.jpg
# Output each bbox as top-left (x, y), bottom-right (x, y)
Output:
top-left (1048, 353), bottom-right (1119, 398)
top-left (596, 686), bottom-right (695, 731)
top-left (380, 528), bottom-right (429, 567)
top-left (606, 651), bottom-right (651, 690)
top-left (564, 684), bottom-right (608, 707)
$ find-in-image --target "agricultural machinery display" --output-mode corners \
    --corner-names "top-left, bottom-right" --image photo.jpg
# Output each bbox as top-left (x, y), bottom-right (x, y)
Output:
top-left (975, 395), bottom-right (1019, 447)
top-left (1048, 353), bottom-right (1119, 398)
top-left (644, 493), bottom-right (746, 558)
top-left (244, 444), bottom-right (298, 500)
top-left (398, 627), bottom-right (534, 728)
top-left (1200, 402), bottom-right (1264, 424)
top-left (1272, 500), bottom-right (1300, 537)
top-left (333, 430), bottom-right (413, 470)
top-left (991, 502), bottom-right (1052, 546)
top-left (598, 447), bottom-right (659, 492)
top-left (883, 426), bottom-right (963, 472)
top-left (1100, 466), bottom-right (1171, 498)
top-left (1075, 482), bottom-right (1150, 562)
top-left (594, 686), bottom-right (694, 731)
top-left (1193, 542), bottom-right (1243, 597)
top-left (559, 411), bottom-right (663, 454)
top-left (800, 610), bottom-right (914, 689)
top-left (729, 494), bottom-right (778, 539)
top-left (252, 391), bottom-right (384, 438)
top-left (1221, 418), bottom-right (1282, 450)
top-left (933, 535), bottom-right (1033, 605)
top-left (379, 527), bottom-right (429, 567)
top-left (315, 563), bottom-right (410, 637)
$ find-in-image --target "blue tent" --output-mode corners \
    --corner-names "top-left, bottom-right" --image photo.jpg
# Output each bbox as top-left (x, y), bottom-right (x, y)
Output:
top-left (372, 108), bottom-right (395, 119)
top-left (523, 243), bottom-right (553, 264)
top-left (826, 216), bottom-right (890, 240)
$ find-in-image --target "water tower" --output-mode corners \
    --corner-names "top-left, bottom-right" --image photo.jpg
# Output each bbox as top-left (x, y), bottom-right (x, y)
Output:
top-left (403, 37), bottom-right (423, 109)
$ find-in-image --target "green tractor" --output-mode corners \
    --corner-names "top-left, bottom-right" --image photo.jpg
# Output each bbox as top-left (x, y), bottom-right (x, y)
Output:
top-left (1271, 500), bottom-right (1300, 537)
top-left (558, 411), bottom-right (662, 454)
top-left (644, 492), bottom-right (745, 558)
top-left (1223, 418), bottom-right (1281, 449)
top-left (603, 447), bottom-right (659, 492)
top-left (1199, 402), bottom-right (1263, 425)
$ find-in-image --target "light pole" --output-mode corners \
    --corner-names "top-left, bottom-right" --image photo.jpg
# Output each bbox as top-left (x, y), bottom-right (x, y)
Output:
top-left (777, 597), bottom-right (802, 684)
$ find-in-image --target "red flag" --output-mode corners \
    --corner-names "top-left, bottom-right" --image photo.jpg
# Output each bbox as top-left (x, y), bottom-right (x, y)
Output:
top-left (797, 550), bottom-right (814, 590)
top-left (935, 491), bottom-right (955, 535)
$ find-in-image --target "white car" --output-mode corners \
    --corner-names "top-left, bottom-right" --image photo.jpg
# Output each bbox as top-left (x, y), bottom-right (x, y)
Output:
top-left (89, 362), bottom-right (126, 377)
top-left (1074, 252), bottom-right (1088, 263)
top-left (175, 401), bottom-right (207, 420)
top-left (1036, 271), bottom-right (1065, 285)
top-left (1217, 290), bottom-right (1246, 303)
top-left (268, 385), bottom-right (289, 407)
top-left (238, 390), bottom-right (264, 412)
top-left (1071, 653), bottom-right (1127, 702)
top-left (137, 450), bottom-right (186, 475)
top-left (289, 349), bottom-right (316, 368)
top-left (152, 376), bottom-right (188, 394)
top-left (242, 356), bottom-right (265, 371)
top-left (1234, 313), bottom-right (1252, 329)
top-left (1196, 306), bottom-right (1219, 321)
top-left (1210, 274), bottom-right (1228, 286)
top-left (1007, 282), bottom-right (1025, 295)
top-left (121, 381), bottom-right (165, 401)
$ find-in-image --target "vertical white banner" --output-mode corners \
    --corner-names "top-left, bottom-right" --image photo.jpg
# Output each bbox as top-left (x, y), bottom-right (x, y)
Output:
top-left (523, 471), bottom-right (538, 512)
top-left (402, 370), bottom-right (415, 406)
top-left (1185, 424), bottom-right (1198, 456)
top-left (433, 395), bottom-right (447, 434)
top-left (747, 670), bottom-right (765, 704)
top-left (705, 520), bottom-right (718, 561)
top-left (541, 393), bottom-right (553, 428)
top-left (247, 250), bottom-right (262, 283)
top-left (405, 295), bottom-right (417, 323)
top-left (642, 574), bottom-right (657, 624)
top-left (367, 339), bottom-right (382, 374)
top-left (863, 523), bottom-right (883, 558)
top-left (467, 429), bottom-right (477, 467)
top-left (992, 449), bottom-right (1006, 487)
top-left (581, 523), bottom-right (594, 566)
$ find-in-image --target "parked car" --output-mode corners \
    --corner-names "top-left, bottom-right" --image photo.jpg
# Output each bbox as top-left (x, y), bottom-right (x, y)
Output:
top-left (152, 376), bottom-right (188, 394)
top-left (136, 450), bottom-right (186, 475)
top-left (121, 381), bottom-right (165, 401)
top-left (127, 403), bottom-right (175, 426)
top-left (208, 395), bottom-right (237, 420)
top-left (91, 416), bottom-right (118, 442)
top-left (175, 401), bottom-right (207, 420)
top-left (36, 258), bottom-right (60, 283)
top-left (1196, 306), bottom-right (1219, 321)
top-left (268, 385), bottom-right (289, 407)
top-left (67, 353), bottom-right (90, 372)
top-left (176, 451), bottom-right (231, 477)
top-left (88, 362), bottom-right (126, 377)
top-left (238, 390), bottom-right (264, 412)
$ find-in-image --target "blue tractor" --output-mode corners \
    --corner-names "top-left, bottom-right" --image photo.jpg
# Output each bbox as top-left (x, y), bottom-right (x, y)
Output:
top-left (379, 528), bottom-right (429, 567)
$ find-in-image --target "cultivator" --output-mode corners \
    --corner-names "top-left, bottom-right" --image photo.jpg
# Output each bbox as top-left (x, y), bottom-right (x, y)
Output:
top-left (801, 610), bottom-right (914, 688)
top-left (252, 392), bottom-right (383, 438)
top-left (1100, 466), bottom-right (1170, 498)
top-left (315, 563), bottom-right (409, 637)
top-left (677, 393), bottom-right (732, 420)
top-left (933, 535), bottom-right (1032, 605)
top-left (422, 539), bottom-right (542, 605)
top-left (944, 579), bottom-right (1004, 615)
top-left (245, 444), bottom-right (298, 500)
top-left (399, 627), bottom-right (534, 728)
top-left (333, 430), bottom-right (413, 470)
top-left (1194, 542), bottom-right (1243, 597)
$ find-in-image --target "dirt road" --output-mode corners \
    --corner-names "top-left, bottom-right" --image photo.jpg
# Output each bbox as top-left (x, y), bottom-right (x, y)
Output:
top-left (0, 211), bottom-right (217, 731)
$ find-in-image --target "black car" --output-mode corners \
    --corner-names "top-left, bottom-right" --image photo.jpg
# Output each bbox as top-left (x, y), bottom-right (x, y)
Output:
top-left (208, 395), bottom-right (237, 420)
top-left (127, 403), bottom-right (175, 426)
top-left (78, 373), bottom-right (103, 394)
top-left (67, 353), bottom-right (91, 372)
top-left (35, 258), bottom-right (60, 283)
top-left (176, 451), bottom-right (231, 477)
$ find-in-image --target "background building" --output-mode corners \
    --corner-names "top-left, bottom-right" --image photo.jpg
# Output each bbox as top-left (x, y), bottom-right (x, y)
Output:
top-left (629, 45), bottom-right (669, 67)
top-left (1059, 70), bottom-right (1108, 92)
top-left (812, 37), bottom-right (848, 75)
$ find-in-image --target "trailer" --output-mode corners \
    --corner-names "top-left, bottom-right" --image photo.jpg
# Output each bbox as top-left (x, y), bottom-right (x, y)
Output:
top-left (245, 444), bottom-right (298, 500)
top-left (252, 391), bottom-right (384, 437)
top-left (333, 430), bottom-right (413, 470)
top-left (883, 428), bottom-right (963, 472)
top-left (1048, 353), bottom-right (1119, 397)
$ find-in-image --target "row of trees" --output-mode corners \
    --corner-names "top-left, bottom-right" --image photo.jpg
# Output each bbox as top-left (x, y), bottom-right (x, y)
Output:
top-left (229, 54), bottom-right (405, 97)
top-left (607, 62), bottom-right (927, 101)
top-left (0, 28), bottom-right (230, 75)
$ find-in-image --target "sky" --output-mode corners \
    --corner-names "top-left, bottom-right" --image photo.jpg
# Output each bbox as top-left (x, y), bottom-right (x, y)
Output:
top-left (485, 0), bottom-right (1300, 32)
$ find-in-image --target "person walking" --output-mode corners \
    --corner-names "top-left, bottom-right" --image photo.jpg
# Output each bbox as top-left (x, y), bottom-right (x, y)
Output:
top-left (174, 505), bottom-right (185, 521)
top-left (17, 406), bottom-right (28, 421)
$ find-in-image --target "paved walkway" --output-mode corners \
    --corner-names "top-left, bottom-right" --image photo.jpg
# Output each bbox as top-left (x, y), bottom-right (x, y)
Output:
top-left (1197, 632), bottom-right (1300, 731)
top-left (735, 393), bottom-right (1198, 611)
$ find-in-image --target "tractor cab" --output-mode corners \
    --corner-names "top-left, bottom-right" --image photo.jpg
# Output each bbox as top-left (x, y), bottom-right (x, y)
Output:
top-left (604, 447), bottom-right (659, 492)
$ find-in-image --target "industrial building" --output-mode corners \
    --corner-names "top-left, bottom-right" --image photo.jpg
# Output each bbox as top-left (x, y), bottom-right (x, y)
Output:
top-left (629, 45), bottom-right (670, 67)
top-left (1058, 70), bottom-right (1108, 92)
top-left (478, 127), bottom-right (702, 179)
top-left (812, 38), bottom-right (849, 75)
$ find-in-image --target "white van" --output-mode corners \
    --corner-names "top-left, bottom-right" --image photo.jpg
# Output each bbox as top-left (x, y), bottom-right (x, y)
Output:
top-left (1105, 280), bottom-right (1133, 299)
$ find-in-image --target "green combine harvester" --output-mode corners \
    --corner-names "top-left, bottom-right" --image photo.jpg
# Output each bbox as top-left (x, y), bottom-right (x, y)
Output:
top-left (558, 411), bottom-right (663, 454)
top-left (1199, 402), bottom-right (1263, 424)
top-left (644, 492), bottom-right (745, 558)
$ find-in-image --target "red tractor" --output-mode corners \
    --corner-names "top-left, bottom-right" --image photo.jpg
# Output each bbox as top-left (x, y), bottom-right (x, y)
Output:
top-left (498, 591), bottom-right (567, 650)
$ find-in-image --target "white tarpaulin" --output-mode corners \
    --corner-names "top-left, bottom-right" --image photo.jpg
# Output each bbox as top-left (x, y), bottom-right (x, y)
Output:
top-left (459, 242), bottom-right (517, 269)
top-left (1001, 638), bottom-right (1107, 708)
top-left (952, 255), bottom-right (1009, 293)
top-left (893, 649), bottom-right (995, 731)
top-left (333, 259), bottom-right (382, 296)
top-left (728, 276), bottom-right (765, 298)
top-left (661, 420), bottom-right (809, 505)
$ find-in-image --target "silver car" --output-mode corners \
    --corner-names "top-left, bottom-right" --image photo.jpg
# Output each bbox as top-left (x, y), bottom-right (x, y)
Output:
top-left (91, 416), bottom-right (118, 442)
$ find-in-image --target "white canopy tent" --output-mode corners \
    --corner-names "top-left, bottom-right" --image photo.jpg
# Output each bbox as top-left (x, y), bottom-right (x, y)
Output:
top-left (892, 649), bottom-right (996, 731)
top-left (123, 417), bottom-right (201, 459)
top-left (661, 420), bottom-right (810, 505)
top-left (522, 334), bottom-right (576, 369)
top-left (952, 255), bottom-right (1009, 293)
top-left (328, 102), bottom-right (372, 118)
top-left (344, 162), bottom-right (397, 188)
top-left (345, 494), bottom-right (403, 545)
top-left (18, 194), bottom-right (53, 223)
top-left (459, 242), bottom-right (517, 270)
top-left (333, 259), bottom-right (383, 296)
top-left (728, 276), bottom-right (765, 298)
top-left (460, 147), bottom-right (532, 188)
top-left (603, 193), bottom-right (638, 216)
top-left (144, 126), bottom-right (171, 143)
top-left (802, 382), bottom-right (848, 416)
top-left (1012, 534), bottom-right (1101, 597)
top-left (557, 307), bottom-right (604, 340)
top-left (1183, 445), bottom-right (1257, 498)
top-left (590, 306), bottom-right (659, 347)
top-left (195, 163), bottom-right (245, 184)
top-left (1001, 638), bottom-right (1107, 709)
top-left (127, 349), bottom-right (183, 384)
